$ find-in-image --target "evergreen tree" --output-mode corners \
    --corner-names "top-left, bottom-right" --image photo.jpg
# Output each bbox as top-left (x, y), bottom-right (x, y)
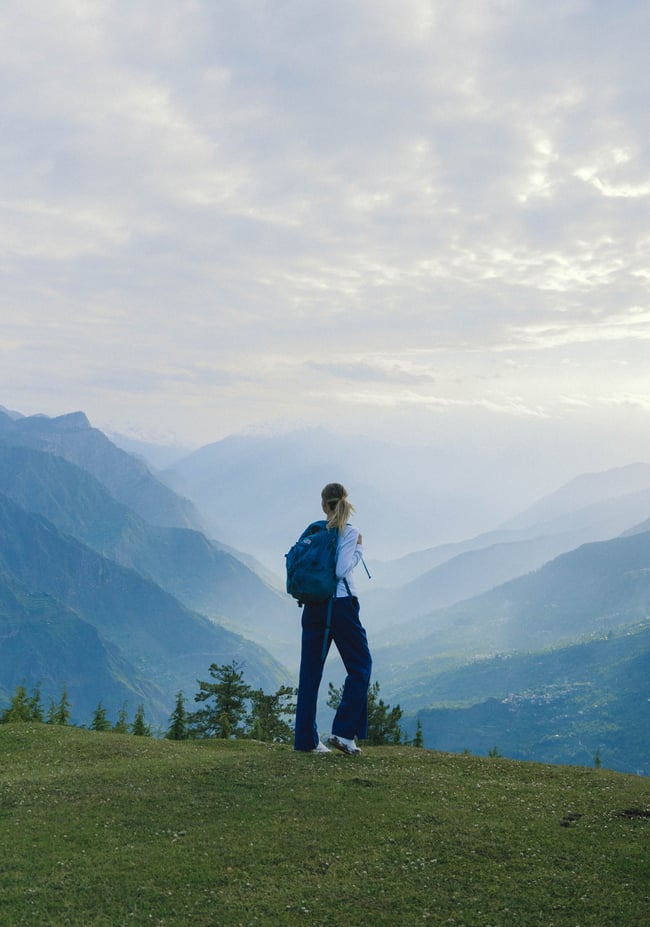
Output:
top-left (189, 661), bottom-right (252, 738)
top-left (1, 685), bottom-right (33, 723)
top-left (47, 687), bottom-right (71, 725)
top-left (166, 691), bottom-right (189, 740)
top-left (365, 682), bottom-right (403, 746)
top-left (218, 711), bottom-right (232, 740)
top-left (327, 680), bottom-right (403, 746)
top-left (27, 686), bottom-right (44, 723)
top-left (246, 685), bottom-right (296, 744)
top-left (112, 703), bottom-right (130, 734)
top-left (413, 718), bottom-right (424, 748)
top-left (90, 702), bottom-right (111, 732)
top-left (131, 704), bottom-right (151, 737)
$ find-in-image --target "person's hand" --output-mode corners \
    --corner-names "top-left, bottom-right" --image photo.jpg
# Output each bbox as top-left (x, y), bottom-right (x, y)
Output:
top-left (357, 533), bottom-right (363, 545)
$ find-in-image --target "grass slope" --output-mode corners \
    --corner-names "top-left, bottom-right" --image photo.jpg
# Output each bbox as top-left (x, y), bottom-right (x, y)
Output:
top-left (1, 725), bottom-right (648, 927)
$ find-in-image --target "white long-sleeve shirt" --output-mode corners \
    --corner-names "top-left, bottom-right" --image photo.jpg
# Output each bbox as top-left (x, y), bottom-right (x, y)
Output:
top-left (335, 523), bottom-right (363, 597)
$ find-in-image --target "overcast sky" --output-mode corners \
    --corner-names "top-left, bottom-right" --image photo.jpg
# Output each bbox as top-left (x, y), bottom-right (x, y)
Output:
top-left (2, 0), bottom-right (649, 480)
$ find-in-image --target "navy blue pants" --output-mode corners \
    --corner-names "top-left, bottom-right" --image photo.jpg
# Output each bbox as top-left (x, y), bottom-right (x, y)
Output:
top-left (294, 596), bottom-right (372, 751)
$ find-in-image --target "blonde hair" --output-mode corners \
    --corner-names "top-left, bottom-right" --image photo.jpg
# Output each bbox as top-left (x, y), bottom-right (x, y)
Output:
top-left (321, 482), bottom-right (355, 534)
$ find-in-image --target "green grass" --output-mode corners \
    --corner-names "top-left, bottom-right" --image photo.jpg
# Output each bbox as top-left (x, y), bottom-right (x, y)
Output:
top-left (1, 725), bottom-right (648, 927)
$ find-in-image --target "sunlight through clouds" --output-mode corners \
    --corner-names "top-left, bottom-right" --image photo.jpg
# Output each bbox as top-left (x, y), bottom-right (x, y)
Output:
top-left (511, 307), bottom-right (650, 348)
top-left (0, 0), bottom-right (649, 459)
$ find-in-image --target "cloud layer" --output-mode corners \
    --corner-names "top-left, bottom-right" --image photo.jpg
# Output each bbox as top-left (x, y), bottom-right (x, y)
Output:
top-left (1, 0), bottom-right (649, 463)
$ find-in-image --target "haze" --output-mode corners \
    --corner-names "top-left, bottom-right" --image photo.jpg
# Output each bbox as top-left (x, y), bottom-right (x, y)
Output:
top-left (2, 1), bottom-right (649, 497)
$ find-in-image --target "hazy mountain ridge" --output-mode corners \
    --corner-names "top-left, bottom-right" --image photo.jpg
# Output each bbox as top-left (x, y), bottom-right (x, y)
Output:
top-left (366, 460), bottom-right (650, 652)
top-left (0, 569), bottom-right (164, 720)
top-left (107, 431), bottom-right (194, 471)
top-left (366, 482), bottom-right (650, 632)
top-left (0, 442), bottom-right (296, 661)
top-left (0, 491), bottom-right (287, 725)
top-left (0, 410), bottom-right (204, 533)
top-left (0, 405), bottom-right (23, 420)
top-left (500, 462), bottom-right (650, 531)
top-left (366, 529), bottom-right (602, 630)
top-left (393, 622), bottom-right (650, 710)
top-left (3, 405), bottom-right (650, 773)
top-left (364, 504), bottom-right (650, 774)
top-left (374, 528), bottom-right (650, 672)
top-left (163, 428), bottom-right (377, 567)
top-left (400, 624), bottom-right (650, 775)
top-left (162, 427), bottom-right (540, 565)
top-left (367, 466), bottom-right (650, 598)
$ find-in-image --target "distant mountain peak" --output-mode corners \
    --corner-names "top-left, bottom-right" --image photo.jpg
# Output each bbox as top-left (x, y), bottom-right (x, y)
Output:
top-left (44, 411), bottom-right (91, 430)
top-left (0, 405), bottom-right (23, 420)
top-left (2, 410), bottom-right (92, 435)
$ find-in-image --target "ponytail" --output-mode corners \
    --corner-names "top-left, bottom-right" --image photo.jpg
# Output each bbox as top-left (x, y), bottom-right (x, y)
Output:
top-left (321, 482), bottom-right (355, 534)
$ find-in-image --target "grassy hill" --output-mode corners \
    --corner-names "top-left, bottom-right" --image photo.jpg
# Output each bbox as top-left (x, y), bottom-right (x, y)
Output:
top-left (1, 725), bottom-right (648, 927)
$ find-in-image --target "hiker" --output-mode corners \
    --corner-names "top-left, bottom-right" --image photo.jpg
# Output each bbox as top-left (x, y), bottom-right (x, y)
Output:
top-left (293, 483), bottom-right (372, 755)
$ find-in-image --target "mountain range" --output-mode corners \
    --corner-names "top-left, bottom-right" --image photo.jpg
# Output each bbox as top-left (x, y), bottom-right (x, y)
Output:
top-left (160, 427), bottom-right (551, 566)
top-left (0, 410), bottom-right (296, 725)
top-left (0, 441), bottom-right (296, 661)
top-left (1, 405), bottom-right (650, 773)
top-left (399, 623), bottom-right (650, 776)
top-left (0, 490), bottom-right (287, 725)
top-left (0, 410), bottom-right (203, 532)
top-left (372, 527), bottom-right (650, 669)
top-left (161, 426), bottom-right (650, 773)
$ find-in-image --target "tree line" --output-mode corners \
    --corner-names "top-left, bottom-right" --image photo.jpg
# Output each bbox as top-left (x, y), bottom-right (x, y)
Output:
top-left (0, 684), bottom-right (153, 736)
top-left (1, 661), bottom-right (421, 747)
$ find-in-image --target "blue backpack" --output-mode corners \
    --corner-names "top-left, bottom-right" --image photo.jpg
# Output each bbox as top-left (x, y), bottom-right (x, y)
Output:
top-left (285, 520), bottom-right (339, 605)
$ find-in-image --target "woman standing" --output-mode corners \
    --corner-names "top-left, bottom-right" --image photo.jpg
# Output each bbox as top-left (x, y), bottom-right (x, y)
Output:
top-left (293, 482), bottom-right (372, 755)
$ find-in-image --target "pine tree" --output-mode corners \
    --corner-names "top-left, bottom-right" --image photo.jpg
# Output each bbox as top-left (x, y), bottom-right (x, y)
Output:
top-left (1, 685), bottom-right (33, 723)
top-left (47, 687), bottom-right (71, 725)
top-left (413, 718), bottom-right (424, 748)
top-left (218, 711), bottom-right (232, 740)
top-left (166, 692), bottom-right (189, 740)
top-left (366, 682), bottom-right (403, 745)
top-left (90, 702), bottom-right (111, 732)
top-left (112, 703), bottom-right (130, 734)
top-left (189, 661), bottom-right (252, 738)
top-left (246, 685), bottom-right (296, 744)
top-left (27, 686), bottom-right (44, 722)
top-left (327, 680), bottom-right (403, 746)
top-left (131, 704), bottom-right (151, 737)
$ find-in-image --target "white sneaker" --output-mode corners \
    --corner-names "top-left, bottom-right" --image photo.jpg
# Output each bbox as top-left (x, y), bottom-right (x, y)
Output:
top-left (328, 734), bottom-right (362, 755)
top-left (312, 741), bottom-right (331, 754)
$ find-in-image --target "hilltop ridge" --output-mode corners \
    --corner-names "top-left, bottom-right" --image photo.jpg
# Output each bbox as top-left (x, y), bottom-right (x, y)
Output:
top-left (1, 725), bottom-right (648, 927)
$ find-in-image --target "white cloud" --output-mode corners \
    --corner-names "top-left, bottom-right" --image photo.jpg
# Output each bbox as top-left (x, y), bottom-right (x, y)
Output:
top-left (0, 0), bottom-right (649, 471)
top-left (511, 307), bottom-right (650, 348)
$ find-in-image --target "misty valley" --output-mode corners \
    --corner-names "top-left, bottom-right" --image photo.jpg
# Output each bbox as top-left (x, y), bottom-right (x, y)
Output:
top-left (0, 405), bottom-right (648, 775)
